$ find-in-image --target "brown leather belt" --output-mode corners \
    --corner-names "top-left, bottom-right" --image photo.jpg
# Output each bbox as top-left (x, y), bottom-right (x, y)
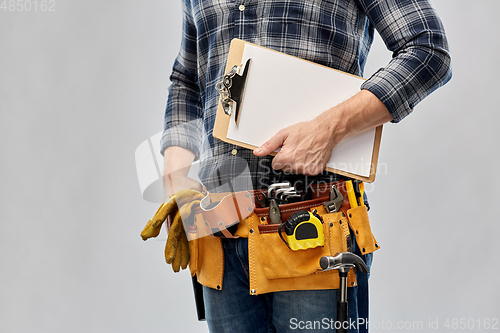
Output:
top-left (253, 180), bottom-right (350, 222)
top-left (198, 191), bottom-right (255, 238)
top-left (192, 181), bottom-right (351, 238)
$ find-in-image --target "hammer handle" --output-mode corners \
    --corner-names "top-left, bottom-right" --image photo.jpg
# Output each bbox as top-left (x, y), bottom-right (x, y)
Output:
top-left (337, 300), bottom-right (348, 333)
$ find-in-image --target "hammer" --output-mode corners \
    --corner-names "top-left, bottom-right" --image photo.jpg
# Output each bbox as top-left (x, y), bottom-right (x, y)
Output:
top-left (320, 252), bottom-right (369, 333)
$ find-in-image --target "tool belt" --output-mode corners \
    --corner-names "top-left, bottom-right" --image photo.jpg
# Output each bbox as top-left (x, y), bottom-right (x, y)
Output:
top-left (186, 180), bottom-right (380, 295)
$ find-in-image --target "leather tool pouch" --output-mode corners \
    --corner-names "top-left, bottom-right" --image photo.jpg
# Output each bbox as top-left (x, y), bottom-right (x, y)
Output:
top-left (186, 192), bottom-right (380, 295)
top-left (199, 191), bottom-right (255, 238)
top-left (247, 200), bottom-right (380, 295)
top-left (346, 205), bottom-right (380, 255)
top-left (247, 201), bottom-right (361, 295)
top-left (256, 210), bottom-right (348, 279)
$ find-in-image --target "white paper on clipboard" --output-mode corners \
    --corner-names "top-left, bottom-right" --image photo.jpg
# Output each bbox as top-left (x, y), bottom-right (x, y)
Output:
top-left (215, 40), bottom-right (383, 182)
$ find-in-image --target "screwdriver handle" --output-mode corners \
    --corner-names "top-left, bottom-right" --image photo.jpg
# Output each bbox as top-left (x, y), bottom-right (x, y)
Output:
top-left (358, 181), bottom-right (365, 206)
top-left (345, 181), bottom-right (358, 208)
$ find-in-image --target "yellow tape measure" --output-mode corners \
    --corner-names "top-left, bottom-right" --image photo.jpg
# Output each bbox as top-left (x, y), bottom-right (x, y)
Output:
top-left (279, 210), bottom-right (324, 251)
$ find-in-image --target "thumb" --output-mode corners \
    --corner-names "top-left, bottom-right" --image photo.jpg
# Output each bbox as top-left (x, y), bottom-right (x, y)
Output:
top-left (253, 130), bottom-right (286, 156)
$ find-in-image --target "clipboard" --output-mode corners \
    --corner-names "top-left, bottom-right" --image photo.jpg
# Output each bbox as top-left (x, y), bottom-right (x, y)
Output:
top-left (214, 39), bottom-right (383, 183)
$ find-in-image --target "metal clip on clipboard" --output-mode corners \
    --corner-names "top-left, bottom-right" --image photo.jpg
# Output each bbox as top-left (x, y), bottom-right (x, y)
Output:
top-left (215, 59), bottom-right (251, 125)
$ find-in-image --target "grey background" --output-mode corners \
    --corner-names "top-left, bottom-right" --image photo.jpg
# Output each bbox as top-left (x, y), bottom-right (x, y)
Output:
top-left (1, 0), bottom-right (498, 332)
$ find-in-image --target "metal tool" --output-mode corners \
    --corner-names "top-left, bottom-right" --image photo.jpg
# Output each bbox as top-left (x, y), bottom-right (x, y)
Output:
top-left (274, 187), bottom-right (295, 199)
top-left (266, 182), bottom-right (295, 224)
top-left (280, 191), bottom-right (301, 202)
top-left (320, 253), bottom-right (369, 333)
top-left (255, 192), bottom-right (267, 208)
top-left (267, 182), bottom-right (292, 198)
top-left (275, 187), bottom-right (300, 203)
top-left (269, 199), bottom-right (282, 225)
top-left (215, 59), bottom-right (251, 125)
top-left (323, 184), bottom-right (344, 213)
top-left (266, 182), bottom-right (301, 205)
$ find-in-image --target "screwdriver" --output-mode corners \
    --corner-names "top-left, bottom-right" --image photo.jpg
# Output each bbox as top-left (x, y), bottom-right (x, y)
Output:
top-left (345, 180), bottom-right (358, 208)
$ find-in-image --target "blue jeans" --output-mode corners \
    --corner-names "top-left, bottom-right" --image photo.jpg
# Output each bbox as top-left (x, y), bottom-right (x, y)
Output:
top-left (203, 236), bottom-right (372, 332)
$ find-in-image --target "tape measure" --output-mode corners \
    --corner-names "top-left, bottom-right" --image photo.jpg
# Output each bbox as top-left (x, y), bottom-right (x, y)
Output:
top-left (279, 210), bottom-right (324, 251)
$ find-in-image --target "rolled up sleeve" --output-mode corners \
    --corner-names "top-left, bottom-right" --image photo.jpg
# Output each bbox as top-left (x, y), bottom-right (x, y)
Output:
top-left (358, 0), bottom-right (452, 122)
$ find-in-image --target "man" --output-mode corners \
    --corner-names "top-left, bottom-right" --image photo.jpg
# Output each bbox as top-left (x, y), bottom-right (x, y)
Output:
top-left (160, 0), bottom-right (451, 332)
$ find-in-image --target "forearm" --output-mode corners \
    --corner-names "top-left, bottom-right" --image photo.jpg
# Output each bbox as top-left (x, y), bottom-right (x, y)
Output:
top-left (162, 146), bottom-right (200, 198)
top-left (318, 89), bottom-right (393, 144)
top-left (163, 146), bottom-right (196, 176)
top-left (253, 89), bottom-right (393, 175)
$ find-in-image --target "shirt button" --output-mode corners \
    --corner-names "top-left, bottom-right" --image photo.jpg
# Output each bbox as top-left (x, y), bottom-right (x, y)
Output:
top-left (238, 4), bottom-right (245, 11)
top-left (231, 149), bottom-right (238, 155)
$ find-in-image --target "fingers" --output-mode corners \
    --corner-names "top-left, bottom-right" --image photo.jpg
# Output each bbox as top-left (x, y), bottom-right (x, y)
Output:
top-left (164, 211), bottom-right (182, 263)
top-left (165, 217), bottom-right (190, 272)
top-left (171, 239), bottom-right (182, 273)
top-left (253, 129), bottom-right (287, 156)
top-left (180, 231), bottom-right (190, 270)
top-left (254, 120), bottom-right (335, 176)
top-left (142, 190), bottom-right (202, 242)
top-left (271, 150), bottom-right (327, 176)
top-left (142, 188), bottom-right (201, 272)
top-left (140, 199), bottom-right (177, 241)
top-left (163, 197), bottom-right (198, 271)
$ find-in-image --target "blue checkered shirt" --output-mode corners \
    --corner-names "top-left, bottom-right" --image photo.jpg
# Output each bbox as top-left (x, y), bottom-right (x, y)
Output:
top-left (161, 0), bottom-right (452, 192)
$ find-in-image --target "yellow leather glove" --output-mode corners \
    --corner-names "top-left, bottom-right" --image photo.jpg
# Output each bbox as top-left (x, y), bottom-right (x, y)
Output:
top-left (141, 189), bottom-right (204, 272)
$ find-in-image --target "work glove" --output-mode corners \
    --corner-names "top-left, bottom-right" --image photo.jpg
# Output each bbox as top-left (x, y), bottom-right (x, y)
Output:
top-left (141, 189), bottom-right (204, 272)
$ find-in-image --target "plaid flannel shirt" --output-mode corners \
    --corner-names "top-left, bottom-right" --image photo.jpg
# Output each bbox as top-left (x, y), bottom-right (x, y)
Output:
top-left (161, 0), bottom-right (452, 192)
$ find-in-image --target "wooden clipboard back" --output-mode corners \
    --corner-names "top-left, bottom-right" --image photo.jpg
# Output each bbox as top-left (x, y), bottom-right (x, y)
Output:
top-left (214, 39), bottom-right (382, 183)
top-left (213, 39), bottom-right (247, 144)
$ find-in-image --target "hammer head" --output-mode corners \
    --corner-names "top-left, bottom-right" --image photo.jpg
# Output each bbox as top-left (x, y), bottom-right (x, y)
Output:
top-left (319, 252), bottom-right (369, 274)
